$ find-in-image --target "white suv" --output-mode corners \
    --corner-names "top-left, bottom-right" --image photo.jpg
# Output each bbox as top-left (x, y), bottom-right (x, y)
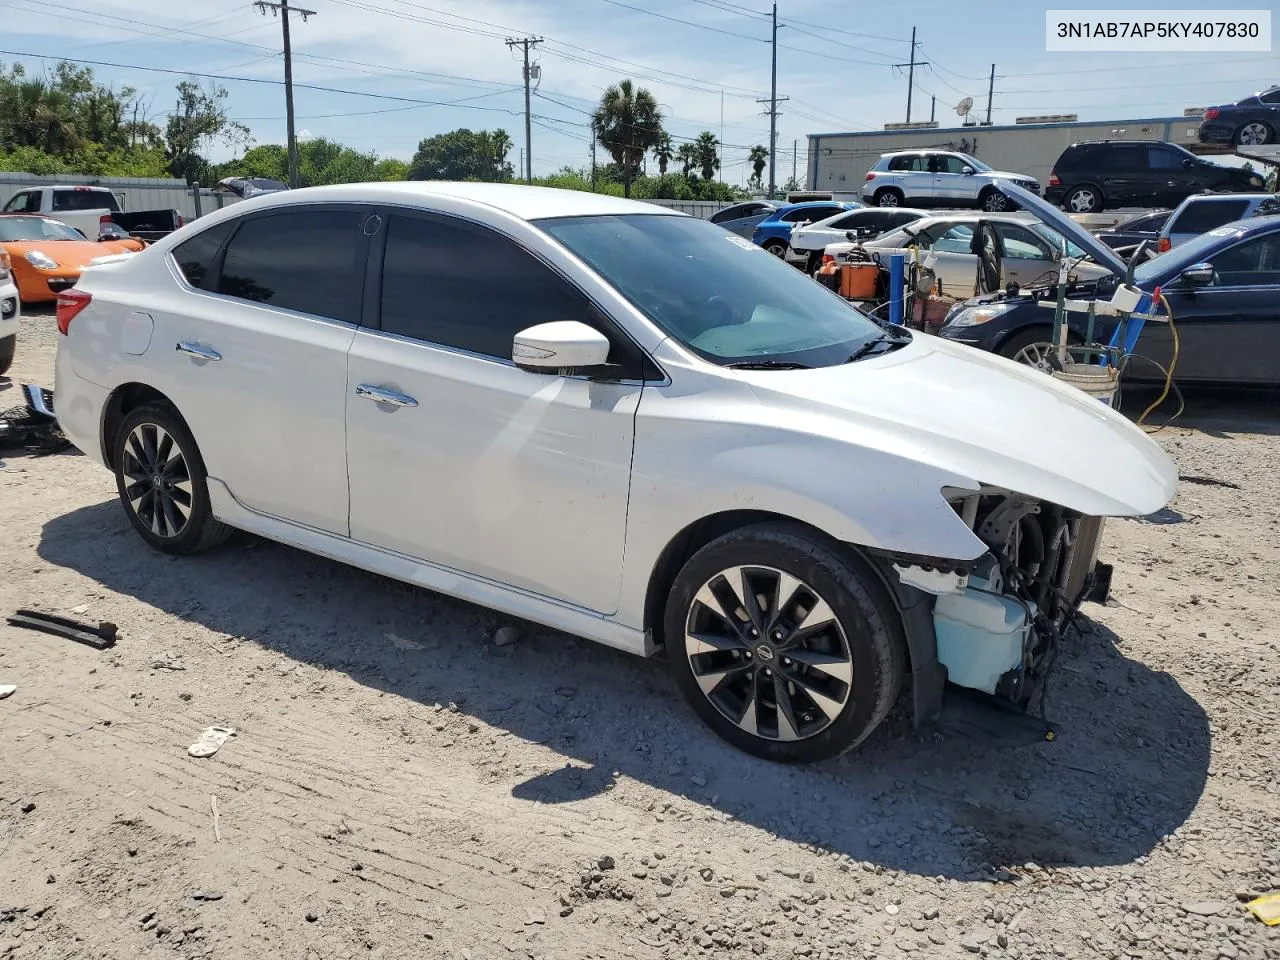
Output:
top-left (863, 151), bottom-right (1040, 212)
top-left (54, 182), bottom-right (1173, 761)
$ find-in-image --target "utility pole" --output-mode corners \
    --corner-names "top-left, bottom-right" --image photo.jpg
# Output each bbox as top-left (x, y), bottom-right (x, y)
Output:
top-left (792, 138), bottom-right (797, 189)
top-left (754, 4), bottom-right (789, 200)
top-left (892, 27), bottom-right (928, 123)
top-left (986, 64), bottom-right (996, 124)
top-left (256, 0), bottom-right (314, 190)
top-left (930, 96), bottom-right (936, 123)
top-left (506, 37), bottom-right (542, 183)
top-left (590, 137), bottom-right (597, 192)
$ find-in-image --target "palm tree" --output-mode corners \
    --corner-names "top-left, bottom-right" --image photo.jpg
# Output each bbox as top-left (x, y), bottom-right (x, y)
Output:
top-left (652, 132), bottom-right (673, 176)
top-left (694, 131), bottom-right (720, 182)
top-left (490, 128), bottom-right (513, 179)
top-left (677, 142), bottom-right (698, 178)
top-left (748, 145), bottom-right (769, 191)
top-left (592, 79), bottom-right (663, 197)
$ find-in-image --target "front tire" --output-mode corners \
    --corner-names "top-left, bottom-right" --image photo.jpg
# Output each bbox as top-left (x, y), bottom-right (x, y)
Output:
top-left (664, 523), bottom-right (905, 763)
top-left (0, 334), bottom-right (14, 376)
top-left (998, 327), bottom-right (1080, 371)
top-left (112, 403), bottom-right (232, 555)
top-left (980, 188), bottom-right (1012, 212)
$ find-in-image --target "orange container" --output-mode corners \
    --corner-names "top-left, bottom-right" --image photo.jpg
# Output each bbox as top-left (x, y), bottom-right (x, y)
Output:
top-left (839, 262), bottom-right (879, 300)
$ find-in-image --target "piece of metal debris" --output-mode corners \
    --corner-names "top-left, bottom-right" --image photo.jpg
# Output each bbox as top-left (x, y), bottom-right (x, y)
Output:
top-left (6, 610), bottom-right (118, 650)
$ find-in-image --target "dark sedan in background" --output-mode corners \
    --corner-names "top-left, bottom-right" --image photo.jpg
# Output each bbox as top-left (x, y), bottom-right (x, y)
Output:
top-left (1198, 87), bottom-right (1280, 146)
top-left (1094, 209), bottom-right (1170, 250)
top-left (940, 191), bottom-right (1280, 387)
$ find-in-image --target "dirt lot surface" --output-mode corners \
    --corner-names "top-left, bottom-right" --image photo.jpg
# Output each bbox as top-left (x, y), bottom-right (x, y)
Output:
top-left (2, 310), bottom-right (1278, 960)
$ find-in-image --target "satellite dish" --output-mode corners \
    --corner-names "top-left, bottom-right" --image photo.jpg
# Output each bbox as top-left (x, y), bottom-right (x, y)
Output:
top-left (956, 96), bottom-right (974, 117)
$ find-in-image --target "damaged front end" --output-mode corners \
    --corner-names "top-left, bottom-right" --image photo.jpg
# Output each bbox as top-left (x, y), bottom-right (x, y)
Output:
top-left (886, 487), bottom-right (1112, 730)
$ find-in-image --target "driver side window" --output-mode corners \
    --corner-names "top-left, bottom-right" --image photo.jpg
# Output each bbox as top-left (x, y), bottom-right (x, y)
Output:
top-left (994, 224), bottom-right (1053, 260)
top-left (1208, 233), bottom-right (1280, 286)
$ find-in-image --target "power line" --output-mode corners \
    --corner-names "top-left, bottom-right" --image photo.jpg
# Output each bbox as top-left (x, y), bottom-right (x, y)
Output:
top-left (594, 0), bottom-right (767, 42)
top-left (688, 0), bottom-right (771, 19)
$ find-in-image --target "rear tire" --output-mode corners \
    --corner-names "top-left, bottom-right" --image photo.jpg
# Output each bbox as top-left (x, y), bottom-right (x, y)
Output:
top-left (763, 239), bottom-right (788, 258)
top-left (1235, 121), bottom-right (1273, 146)
top-left (112, 402), bottom-right (233, 555)
top-left (874, 188), bottom-right (903, 208)
top-left (664, 522), bottom-right (905, 763)
top-left (0, 334), bottom-right (14, 376)
top-left (1062, 184), bottom-right (1103, 213)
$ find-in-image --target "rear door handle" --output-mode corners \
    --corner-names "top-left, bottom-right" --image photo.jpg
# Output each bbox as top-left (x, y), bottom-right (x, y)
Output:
top-left (176, 341), bottom-right (221, 362)
top-left (355, 383), bottom-right (418, 408)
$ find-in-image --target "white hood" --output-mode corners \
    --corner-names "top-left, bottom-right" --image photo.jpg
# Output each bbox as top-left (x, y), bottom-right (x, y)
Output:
top-left (743, 334), bottom-right (1177, 519)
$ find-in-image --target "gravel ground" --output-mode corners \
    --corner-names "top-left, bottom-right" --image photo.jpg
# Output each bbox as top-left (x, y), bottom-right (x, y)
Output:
top-left (1, 309), bottom-right (1278, 960)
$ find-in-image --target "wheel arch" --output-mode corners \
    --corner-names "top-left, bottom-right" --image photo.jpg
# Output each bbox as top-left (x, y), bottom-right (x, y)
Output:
top-left (100, 382), bottom-right (183, 469)
top-left (641, 509), bottom-right (945, 726)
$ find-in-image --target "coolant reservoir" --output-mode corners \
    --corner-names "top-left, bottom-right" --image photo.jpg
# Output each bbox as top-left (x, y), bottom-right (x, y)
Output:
top-left (933, 578), bottom-right (1033, 695)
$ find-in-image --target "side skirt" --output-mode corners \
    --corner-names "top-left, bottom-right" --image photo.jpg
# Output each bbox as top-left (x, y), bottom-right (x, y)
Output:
top-left (206, 479), bottom-right (650, 658)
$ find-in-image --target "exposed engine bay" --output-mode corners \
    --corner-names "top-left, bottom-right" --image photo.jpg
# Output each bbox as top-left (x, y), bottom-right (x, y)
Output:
top-left (894, 490), bottom-right (1110, 719)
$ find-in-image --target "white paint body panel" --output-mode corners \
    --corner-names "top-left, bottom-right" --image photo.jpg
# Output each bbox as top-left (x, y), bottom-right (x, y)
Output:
top-left (0, 276), bottom-right (18, 342)
top-left (54, 181), bottom-right (1177, 660)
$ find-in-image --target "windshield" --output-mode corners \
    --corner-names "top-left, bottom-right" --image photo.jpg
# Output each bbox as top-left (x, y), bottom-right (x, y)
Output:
top-left (1029, 223), bottom-right (1087, 259)
top-left (0, 217), bottom-right (85, 242)
top-left (539, 214), bottom-right (884, 367)
top-left (1134, 224), bottom-right (1248, 285)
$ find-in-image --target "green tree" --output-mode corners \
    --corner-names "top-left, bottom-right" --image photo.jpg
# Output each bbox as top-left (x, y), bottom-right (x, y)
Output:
top-left (652, 132), bottom-right (673, 176)
top-left (748, 145), bottom-right (769, 191)
top-left (165, 80), bottom-right (250, 184)
top-left (694, 131), bottom-right (720, 182)
top-left (676, 142), bottom-right (697, 178)
top-left (408, 128), bottom-right (514, 181)
top-left (591, 79), bottom-right (663, 198)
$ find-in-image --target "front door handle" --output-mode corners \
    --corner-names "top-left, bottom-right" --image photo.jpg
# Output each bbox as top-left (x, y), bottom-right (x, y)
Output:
top-left (176, 341), bottom-right (221, 362)
top-left (355, 383), bottom-right (418, 408)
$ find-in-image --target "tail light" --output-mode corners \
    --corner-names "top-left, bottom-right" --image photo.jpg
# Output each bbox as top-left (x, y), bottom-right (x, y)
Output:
top-left (865, 172), bottom-right (876, 181)
top-left (177, 214), bottom-right (185, 228)
top-left (1204, 106), bottom-right (1220, 121)
top-left (99, 213), bottom-right (113, 228)
top-left (1157, 237), bottom-right (1171, 253)
top-left (1048, 171), bottom-right (1061, 187)
top-left (56, 289), bottom-right (92, 335)
top-left (822, 254), bottom-right (835, 265)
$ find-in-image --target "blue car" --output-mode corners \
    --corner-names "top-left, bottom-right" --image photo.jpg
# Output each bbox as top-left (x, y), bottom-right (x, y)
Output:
top-left (939, 186), bottom-right (1280, 387)
top-left (751, 200), bottom-right (858, 259)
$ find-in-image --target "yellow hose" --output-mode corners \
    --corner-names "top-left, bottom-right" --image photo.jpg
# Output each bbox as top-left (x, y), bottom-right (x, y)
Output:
top-left (1136, 292), bottom-right (1178, 430)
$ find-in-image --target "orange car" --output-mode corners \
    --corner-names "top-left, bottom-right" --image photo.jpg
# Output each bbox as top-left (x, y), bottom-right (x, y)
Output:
top-left (0, 214), bottom-right (144, 302)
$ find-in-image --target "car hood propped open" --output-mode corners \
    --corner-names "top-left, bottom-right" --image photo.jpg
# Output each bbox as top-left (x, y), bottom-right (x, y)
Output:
top-left (996, 182), bottom-right (1128, 277)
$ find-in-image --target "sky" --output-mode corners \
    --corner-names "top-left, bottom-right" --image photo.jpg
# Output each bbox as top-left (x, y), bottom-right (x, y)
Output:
top-left (2, 0), bottom-right (1277, 185)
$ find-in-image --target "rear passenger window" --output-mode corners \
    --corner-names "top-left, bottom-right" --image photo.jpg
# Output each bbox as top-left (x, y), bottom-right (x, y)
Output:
top-left (172, 221), bottom-right (234, 288)
top-left (380, 214), bottom-right (589, 360)
top-left (218, 209), bottom-right (365, 323)
top-left (1172, 200), bottom-right (1250, 234)
top-left (52, 189), bottom-right (117, 212)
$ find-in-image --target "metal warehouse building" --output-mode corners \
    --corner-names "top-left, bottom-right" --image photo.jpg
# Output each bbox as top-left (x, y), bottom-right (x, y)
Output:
top-left (806, 115), bottom-right (1204, 196)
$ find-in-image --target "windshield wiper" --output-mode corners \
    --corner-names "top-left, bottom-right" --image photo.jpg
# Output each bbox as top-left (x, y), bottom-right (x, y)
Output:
top-left (727, 359), bottom-right (811, 370)
top-left (845, 331), bottom-right (911, 363)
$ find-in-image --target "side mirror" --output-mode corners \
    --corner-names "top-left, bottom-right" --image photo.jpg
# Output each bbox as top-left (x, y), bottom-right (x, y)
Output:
top-left (1179, 262), bottom-right (1214, 286)
top-left (1182, 158), bottom-right (1194, 169)
top-left (512, 320), bottom-right (611, 374)
top-left (961, 166), bottom-right (975, 175)
top-left (845, 230), bottom-right (857, 242)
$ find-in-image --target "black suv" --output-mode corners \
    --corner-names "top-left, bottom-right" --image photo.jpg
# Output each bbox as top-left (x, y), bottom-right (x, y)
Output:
top-left (1044, 140), bottom-right (1263, 213)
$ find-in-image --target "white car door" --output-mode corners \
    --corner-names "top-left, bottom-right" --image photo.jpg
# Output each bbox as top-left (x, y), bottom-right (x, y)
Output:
top-left (921, 222), bottom-right (980, 298)
top-left (992, 222), bottom-right (1061, 290)
top-left (344, 210), bottom-right (646, 614)
top-left (931, 155), bottom-right (976, 206)
top-left (161, 205), bottom-right (367, 535)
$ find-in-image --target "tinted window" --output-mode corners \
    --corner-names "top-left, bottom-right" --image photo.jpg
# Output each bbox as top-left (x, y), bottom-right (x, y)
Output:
top-left (1118, 212), bottom-right (1169, 233)
top-left (52, 189), bottom-right (118, 212)
top-left (711, 204), bottom-right (758, 224)
top-left (3, 192), bottom-right (34, 213)
top-left (380, 214), bottom-right (589, 360)
top-left (1099, 146), bottom-right (1144, 172)
top-left (1260, 89), bottom-right (1280, 104)
top-left (1172, 199), bottom-right (1251, 234)
top-left (171, 221), bottom-right (234, 287)
top-left (218, 209), bottom-right (365, 322)
top-left (1209, 233), bottom-right (1280, 285)
top-left (830, 212), bottom-right (870, 229)
top-left (782, 207), bottom-right (831, 223)
top-left (889, 211), bottom-right (923, 227)
top-left (1147, 148), bottom-right (1180, 170)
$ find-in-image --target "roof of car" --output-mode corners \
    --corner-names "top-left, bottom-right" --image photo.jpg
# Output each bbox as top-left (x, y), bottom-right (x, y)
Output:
top-left (880, 149), bottom-right (964, 156)
top-left (1175, 192), bottom-right (1275, 204)
top-left (214, 181), bottom-right (684, 221)
top-left (909, 212), bottom-right (1034, 226)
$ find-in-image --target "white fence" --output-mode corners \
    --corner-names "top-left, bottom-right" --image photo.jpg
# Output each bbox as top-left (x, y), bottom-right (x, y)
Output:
top-left (0, 173), bottom-right (734, 221)
top-left (0, 173), bottom-right (238, 220)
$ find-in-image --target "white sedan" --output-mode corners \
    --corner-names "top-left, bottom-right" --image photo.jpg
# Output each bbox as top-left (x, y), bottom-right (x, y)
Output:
top-left (0, 253), bottom-right (19, 375)
top-left (825, 213), bottom-right (1114, 300)
top-left (789, 207), bottom-right (928, 272)
top-left (54, 182), bottom-right (1174, 761)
